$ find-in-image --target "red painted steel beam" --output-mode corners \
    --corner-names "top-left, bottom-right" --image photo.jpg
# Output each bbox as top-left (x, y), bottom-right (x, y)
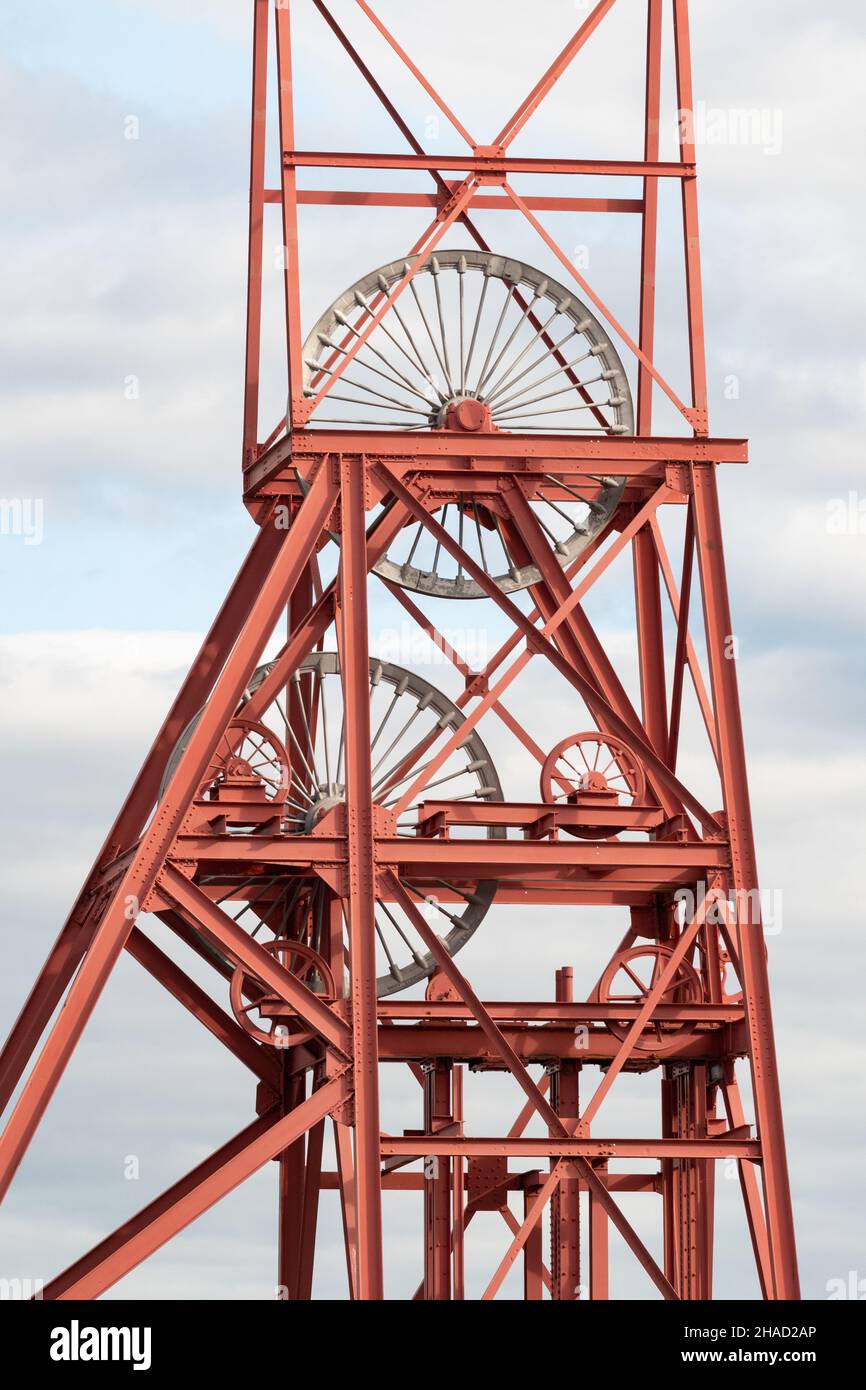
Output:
top-left (0, 518), bottom-right (286, 1119)
top-left (637, 0), bottom-right (663, 433)
top-left (240, 498), bottom-right (411, 722)
top-left (523, 1177), bottom-right (545, 1299)
top-left (280, 190), bottom-right (644, 213)
top-left (494, 0), bottom-right (619, 147)
top-left (333, 1117), bottom-right (359, 1300)
top-left (503, 484), bottom-right (680, 817)
top-left (589, 1161), bottom-right (610, 1299)
top-left (385, 875), bottom-right (678, 1299)
top-left (284, 151), bottom-right (692, 177)
top-left (650, 512), bottom-right (718, 760)
top-left (673, 0), bottom-right (709, 432)
top-left (300, 183), bottom-right (479, 421)
top-left (382, 1137), bottom-right (758, 1161)
top-left (353, 0), bottom-right (475, 148)
top-left (376, 1025), bottom-right (742, 1066)
top-left (275, 2), bottom-right (305, 427)
top-left (157, 865), bottom-right (351, 1057)
top-left (242, 0), bottom-right (269, 458)
top-left (423, 1062), bottom-right (453, 1300)
top-left (307, 0), bottom-right (601, 421)
top-left (691, 464), bottom-right (799, 1298)
top-left (277, 1070), bottom-right (307, 1301)
top-left (3, 0), bottom-right (796, 1304)
top-left (297, 1115), bottom-right (326, 1300)
top-left (579, 898), bottom-right (708, 1131)
top-left (550, 1057), bottom-right (581, 1300)
top-left (722, 1064), bottom-right (773, 1299)
top-left (173, 833), bottom-right (728, 875)
top-left (247, 432), bottom-right (747, 495)
top-left (316, 1171), bottom-right (659, 1193)
top-left (377, 999), bottom-right (743, 1023)
top-left (373, 465), bottom-right (721, 832)
top-left (304, 0), bottom-right (606, 451)
top-left (40, 1075), bottom-right (349, 1300)
top-left (633, 523), bottom-right (669, 757)
top-left (503, 181), bottom-right (698, 429)
top-left (338, 453), bottom-right (385, 1299)
top-left (665, 503), bottom-right (697, 768)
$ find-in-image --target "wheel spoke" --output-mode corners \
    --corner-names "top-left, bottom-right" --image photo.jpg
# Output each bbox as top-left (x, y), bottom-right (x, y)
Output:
top-left (301, 254), bottom-right (632, 594)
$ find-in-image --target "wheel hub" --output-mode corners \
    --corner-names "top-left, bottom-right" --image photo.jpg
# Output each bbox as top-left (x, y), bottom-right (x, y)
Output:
top-left (436, 395), bottom-right (494, 432)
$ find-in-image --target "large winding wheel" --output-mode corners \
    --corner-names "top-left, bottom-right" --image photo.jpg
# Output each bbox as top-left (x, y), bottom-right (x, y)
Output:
top-left (162, 653), bottom-right (504, 997)
top-left (303, 251), bottom-right (634, 597)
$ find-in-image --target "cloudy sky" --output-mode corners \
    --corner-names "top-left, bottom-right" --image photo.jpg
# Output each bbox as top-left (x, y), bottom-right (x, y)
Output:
top-left (0, 0), bottom-right (864, 1300)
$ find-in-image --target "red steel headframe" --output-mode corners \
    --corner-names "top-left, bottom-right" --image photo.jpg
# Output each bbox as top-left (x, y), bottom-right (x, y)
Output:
top-left (0, 0), bottom-right (798, 1302)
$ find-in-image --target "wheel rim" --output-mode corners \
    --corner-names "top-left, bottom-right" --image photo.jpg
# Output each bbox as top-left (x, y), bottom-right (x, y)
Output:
top-left (302, 250), bottom-right (633, 598)
top-left (230, 939), bottom-right (336, 1048)
top-left (198, 717), bottom-right (290, 804)
top-left (539, 730), bottom-right (646, 838)
top-left (597, 945), bottom-right (703, 1055)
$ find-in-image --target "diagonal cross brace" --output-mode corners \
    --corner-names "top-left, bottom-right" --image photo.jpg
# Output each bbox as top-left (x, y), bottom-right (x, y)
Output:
top-left (375, 461), bottom-right (720, 834)
top-left (385, 873), bottom-right (678, 1300)
top-left (0, 467), bottom-right (339, 1204)
top-left (157, 866), bottom-right (352, 1059)
top-left (40, 1073), bottom-right (350, 1301)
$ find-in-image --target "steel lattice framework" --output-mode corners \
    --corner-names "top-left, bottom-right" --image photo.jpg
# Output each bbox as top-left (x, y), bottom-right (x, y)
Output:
top-left (0, 0), bottom-right (799, 1300)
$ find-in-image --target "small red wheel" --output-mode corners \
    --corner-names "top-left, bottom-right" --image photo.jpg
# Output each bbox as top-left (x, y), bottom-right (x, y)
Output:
top-left (539, 731), bottom-right (646, 838)
top-left (596, 944), bottom-right (703, 1055)
top-left (200, 718), bottom-right (290, 804)
top-left (230, 939), bottom-right (336, 1048)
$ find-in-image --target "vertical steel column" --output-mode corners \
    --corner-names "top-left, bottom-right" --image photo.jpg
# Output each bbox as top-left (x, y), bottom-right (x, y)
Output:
top-left (296, 1107), bottom-right (325, 1302)
top-left (550, 965), bottom-right (581, 1300)
top-left (633, 0), bottom-right (668, 757)
top-left (672, 0), bottom-right (709, 432)
top-left (661, 1069), bottom-right (679, 1286)
top-left (274, 1), bottom-right (306, 425)
top-left (691, 463), bottom-right (799, 1298)
top-left (277, 1067), bottom-right (306, 1299)
top-left (338, 453), bottom-right (384, 1299)
top-left (589, 1162), bottom-right (610, 1299)
top-left (242, 0), bottom-right (269, 459)
top-left (637, 0), bottom-right (663, 433)
top-left (523, 1174), bottom-right (545, 1301)
top-left (423, 1062), bottom-right (453, 1301)
top-left (550, 1062), bottom-right (581, 1299)
top-left (675, 1063), bottom-right (712, 1299)
top-left (334, 1115), bottom-right (359, 1300)
top-left (452, 1064), bottom-right (465, 1300)
top-left (672, 1068), bottom-right (693, 1297)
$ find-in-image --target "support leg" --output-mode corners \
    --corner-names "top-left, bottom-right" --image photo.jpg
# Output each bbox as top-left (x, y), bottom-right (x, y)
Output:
top-left (423, 1061), bottom-right (452, 1301)
top-left (338, 454), bottom-right (384, 1299)
top-left (589, 1164), bottom-right (610, 1300)
top-left (692, 464), bottom-right (799, 1298)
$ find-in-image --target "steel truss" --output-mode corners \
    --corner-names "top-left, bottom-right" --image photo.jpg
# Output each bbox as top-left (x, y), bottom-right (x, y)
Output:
top-left (0, 0), bottom-right (798, 1301)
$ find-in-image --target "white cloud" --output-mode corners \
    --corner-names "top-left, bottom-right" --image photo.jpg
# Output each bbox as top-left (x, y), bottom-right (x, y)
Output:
top-left (1, 0), bottom-right (864, 1301)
